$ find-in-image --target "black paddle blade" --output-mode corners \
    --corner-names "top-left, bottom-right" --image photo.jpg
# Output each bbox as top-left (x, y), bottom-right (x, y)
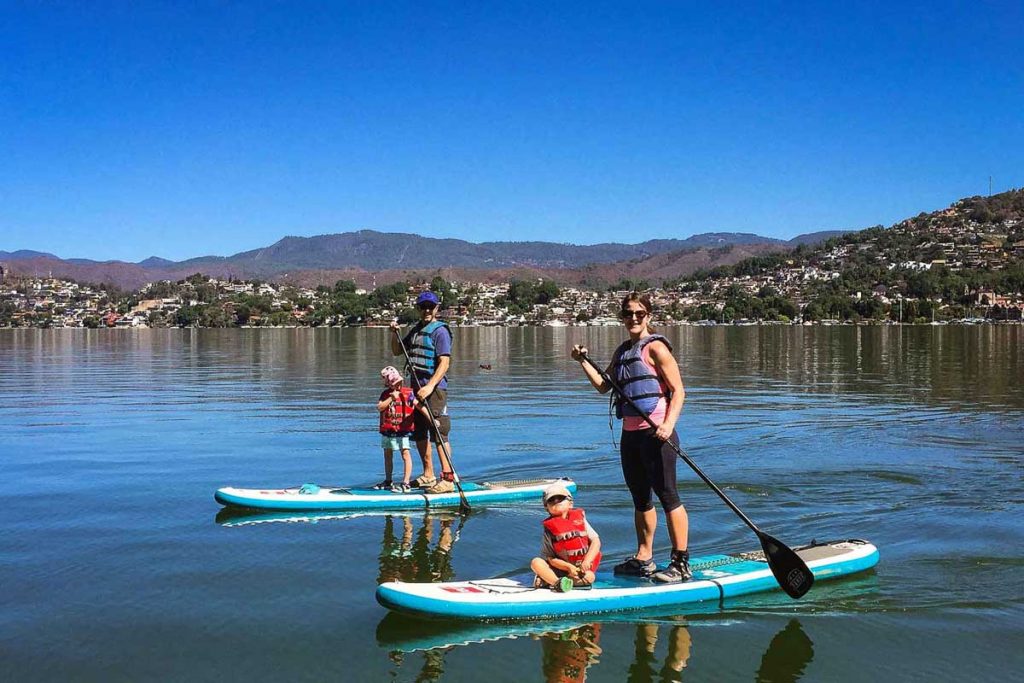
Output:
top-left (758, 531), bottom-right (815, 599)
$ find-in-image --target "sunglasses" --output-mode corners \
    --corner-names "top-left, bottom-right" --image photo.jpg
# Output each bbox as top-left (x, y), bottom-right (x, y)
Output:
top-left (545, 495), bottom-right (568, 505)
top-left (417, 303), bottom-right (437, 310)
top-left (621, 309), bottom-right (648, 320)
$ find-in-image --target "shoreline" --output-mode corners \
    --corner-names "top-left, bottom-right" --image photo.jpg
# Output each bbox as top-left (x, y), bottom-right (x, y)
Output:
top-left (2, 319), bottom-right (1021, 331)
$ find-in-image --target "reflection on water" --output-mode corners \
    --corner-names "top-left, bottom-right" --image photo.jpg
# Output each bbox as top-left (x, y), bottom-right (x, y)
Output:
top-left (378, 616), bottom-right (815, 682)
top-left (378, 513), bottom-right (463, 585)
top-left (756, 620), bottom-right (814, 683)
top-left (214, 507), bottom-right (465, 586)
top-left (542, 623), bottom-right (602, 683)
top-left (2, 326), bottom-right (1021, 413)
top-left (627, 622), bottom-right (690, 683)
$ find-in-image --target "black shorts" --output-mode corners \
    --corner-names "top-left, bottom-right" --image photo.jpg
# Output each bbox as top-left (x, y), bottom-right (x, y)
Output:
top-left (412, 388), bottom-right (451, 443)
top-left (620, 428), bottom-right (682, 513)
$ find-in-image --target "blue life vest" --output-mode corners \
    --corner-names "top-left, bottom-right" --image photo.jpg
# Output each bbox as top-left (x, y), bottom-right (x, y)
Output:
top-left (404, 320), bottom-right (451, 383)
top-left (612, 334), bottom-right (672, 419)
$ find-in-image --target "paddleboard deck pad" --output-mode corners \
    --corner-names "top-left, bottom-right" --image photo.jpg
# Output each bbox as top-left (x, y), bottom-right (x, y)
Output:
top-left (215, 478), bottom-right (575, 511)
top-left (376, 538), bottom-right (878, 620)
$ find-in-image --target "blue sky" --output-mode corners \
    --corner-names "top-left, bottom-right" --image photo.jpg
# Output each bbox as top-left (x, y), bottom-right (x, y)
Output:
top-left (2, 1), bottom-right (1022, 262)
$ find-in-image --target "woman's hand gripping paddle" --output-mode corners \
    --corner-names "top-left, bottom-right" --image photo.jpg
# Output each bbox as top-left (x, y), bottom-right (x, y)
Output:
top-left (579, 351), bottom-right (813, 598)
top-left (393, 327), bottom-right (472, 515)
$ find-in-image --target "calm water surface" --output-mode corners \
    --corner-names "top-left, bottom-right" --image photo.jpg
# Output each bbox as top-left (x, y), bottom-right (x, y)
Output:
top-left (2, 326), bottom-right (1022, 681)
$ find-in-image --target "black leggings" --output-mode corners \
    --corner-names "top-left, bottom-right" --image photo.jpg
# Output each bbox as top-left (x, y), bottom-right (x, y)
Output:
top-left (620, 428), bottom-right (682, 513)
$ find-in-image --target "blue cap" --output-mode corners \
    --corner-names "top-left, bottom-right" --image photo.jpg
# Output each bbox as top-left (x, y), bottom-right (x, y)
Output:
top-left (416, 291), bottom-right (440, 306)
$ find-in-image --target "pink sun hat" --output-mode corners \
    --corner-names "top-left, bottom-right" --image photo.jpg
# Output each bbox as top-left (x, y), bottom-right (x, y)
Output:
top-left (380, 366), bottom-right (403, 386)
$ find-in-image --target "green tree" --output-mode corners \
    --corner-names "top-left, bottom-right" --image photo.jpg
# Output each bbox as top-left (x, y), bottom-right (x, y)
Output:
top-left (429, 275), bottom-right (454, 304)
top-left (396, 307), bottom-right (419, 324)
top-left (370, 281), bottom-right (410, 308)
top-left (534, 280), bottom-right (560, 304)
top-left (333, 279), bottom-right (357, 295)
top-left (175, 305), bottom-right (201, 327)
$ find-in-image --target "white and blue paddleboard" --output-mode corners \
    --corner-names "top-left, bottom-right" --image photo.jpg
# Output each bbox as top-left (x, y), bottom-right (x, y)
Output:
top-left (214, 478), bottom-right (575, 512)
top-left (376, 539), bottom-right (879, 620)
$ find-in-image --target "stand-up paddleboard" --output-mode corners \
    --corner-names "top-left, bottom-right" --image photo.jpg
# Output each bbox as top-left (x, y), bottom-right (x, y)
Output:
top-left (215, 478), bottom-right (575, 512)
top-left (377, 539), bottom-right (879, 620)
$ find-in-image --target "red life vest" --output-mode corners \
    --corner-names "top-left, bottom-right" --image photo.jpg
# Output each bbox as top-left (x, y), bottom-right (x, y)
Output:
top-left (379, 387), bottom-right (416, 434)
top-left (543, 509), bottom-right (601, 567)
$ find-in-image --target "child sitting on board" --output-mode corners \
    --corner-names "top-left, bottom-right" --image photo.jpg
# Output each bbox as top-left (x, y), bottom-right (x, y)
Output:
top-left (375, 366), bottom-right (416, 493)
top-left (531, 483), bottom-right (602, 592)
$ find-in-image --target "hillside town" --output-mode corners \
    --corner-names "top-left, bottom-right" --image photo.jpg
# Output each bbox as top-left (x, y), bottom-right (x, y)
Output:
top-left (3, 192), bottom-right (1023, 329)
top-left (1, 266), bottom-right (1019, 330)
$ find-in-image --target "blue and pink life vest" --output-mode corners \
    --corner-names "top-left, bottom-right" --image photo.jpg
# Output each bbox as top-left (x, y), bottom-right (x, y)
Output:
top-left (611, 334), bottom-right (672, 419)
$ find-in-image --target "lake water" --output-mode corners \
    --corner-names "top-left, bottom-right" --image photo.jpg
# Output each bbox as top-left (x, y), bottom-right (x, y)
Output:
top-left (2, 326), bottom-right (1022, 681)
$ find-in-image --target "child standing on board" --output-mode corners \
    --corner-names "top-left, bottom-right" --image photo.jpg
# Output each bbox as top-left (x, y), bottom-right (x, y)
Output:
top-left (375, 366), bottom-right (415, 493)
top-left (531, 483), bottom-right (602, 592)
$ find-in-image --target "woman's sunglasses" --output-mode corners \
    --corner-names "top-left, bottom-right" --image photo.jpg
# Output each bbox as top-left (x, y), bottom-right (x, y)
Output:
top-left (545, 495), bottom-right (568, 505)
top-left (621, 309), bottom-right (648, 320)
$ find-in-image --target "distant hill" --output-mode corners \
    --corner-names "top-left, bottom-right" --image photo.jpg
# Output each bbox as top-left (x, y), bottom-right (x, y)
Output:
top-left (0, 249), bottom-right (60, 260)
top-left (170, 230), bottom-right (793, 274)
top-left (2, 229), bottom-right (840, 289)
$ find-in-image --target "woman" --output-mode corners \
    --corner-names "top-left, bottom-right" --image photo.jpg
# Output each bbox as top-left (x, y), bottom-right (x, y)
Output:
top-left (571, 292), bottom-right (690, 583)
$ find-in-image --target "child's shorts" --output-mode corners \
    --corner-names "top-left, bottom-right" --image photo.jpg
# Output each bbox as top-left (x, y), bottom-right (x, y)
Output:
top-left (381, 434), bottom-right (412, 452)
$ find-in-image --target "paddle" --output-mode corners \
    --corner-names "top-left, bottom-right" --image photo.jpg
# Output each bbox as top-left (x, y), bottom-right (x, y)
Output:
top-left (393, 327), bottom-right (471, 514)
top-left (578, 351), bottom-right (813, 599)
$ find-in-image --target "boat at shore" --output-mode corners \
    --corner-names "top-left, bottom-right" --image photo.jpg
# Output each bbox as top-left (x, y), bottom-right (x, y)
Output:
top-left (377, 538), bottom-right (879, 620)
top-left (215, 477), bottom-right (575, 512)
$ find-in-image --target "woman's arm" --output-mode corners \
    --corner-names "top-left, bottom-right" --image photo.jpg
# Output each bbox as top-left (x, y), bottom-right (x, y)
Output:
top-left (649, 341), bottom-right (685, 440)
top-left (571, 345), bottom-right (612, 394)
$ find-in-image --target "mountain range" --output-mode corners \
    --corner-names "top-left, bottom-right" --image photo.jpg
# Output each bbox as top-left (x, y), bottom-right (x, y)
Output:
top-left (0, 229), bottom-right (850, 290)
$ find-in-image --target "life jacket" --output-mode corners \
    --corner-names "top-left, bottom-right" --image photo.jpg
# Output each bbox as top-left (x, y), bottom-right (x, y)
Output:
top-left (379, 387), bottom-right (416, 434)
top-left (543, 509), bottom-right (601, 566)
top-left (611, 334), bottom-right (672, 419)
top-left (404, 320), bottom-right (451, 383)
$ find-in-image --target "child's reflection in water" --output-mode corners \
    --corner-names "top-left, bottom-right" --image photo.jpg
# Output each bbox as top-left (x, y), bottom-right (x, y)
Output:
top-left (377, 513), bottom-right (457, 585)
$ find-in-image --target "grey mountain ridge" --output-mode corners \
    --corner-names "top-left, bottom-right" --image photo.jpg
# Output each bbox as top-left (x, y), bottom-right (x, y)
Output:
top-left (1, 229), bottom-right (851, 288)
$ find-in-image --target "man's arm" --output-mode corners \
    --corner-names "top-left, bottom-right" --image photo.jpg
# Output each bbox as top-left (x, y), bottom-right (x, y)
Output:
top-left (389, 321), bottom-right (404, 356)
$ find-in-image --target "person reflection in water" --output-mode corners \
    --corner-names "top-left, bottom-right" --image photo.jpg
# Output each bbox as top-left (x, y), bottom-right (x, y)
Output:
top-left (627, 622), bottom-right (692, 683)
top-left (538, 623), bottom-right (603, 683)
top-left (376, 512), bottom-right (457, 585)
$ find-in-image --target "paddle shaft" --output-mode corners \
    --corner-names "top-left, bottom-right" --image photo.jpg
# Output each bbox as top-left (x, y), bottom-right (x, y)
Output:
top-left (393, 327), bottom-right (471, 512)
top-left (580, 353), bottom-right (763, 534)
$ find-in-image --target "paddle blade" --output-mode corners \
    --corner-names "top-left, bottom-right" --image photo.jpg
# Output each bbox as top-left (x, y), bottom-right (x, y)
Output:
top-left (758, 531), bottom-right (815, 599)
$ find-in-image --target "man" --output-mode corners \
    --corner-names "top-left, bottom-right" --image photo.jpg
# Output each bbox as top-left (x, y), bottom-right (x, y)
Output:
top-left (390, 291), bottom-right (455, 494)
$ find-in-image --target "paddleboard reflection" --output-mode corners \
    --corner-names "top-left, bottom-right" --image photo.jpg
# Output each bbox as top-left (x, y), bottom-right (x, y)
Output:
top-left (377, 615), bottom-right (814, 682)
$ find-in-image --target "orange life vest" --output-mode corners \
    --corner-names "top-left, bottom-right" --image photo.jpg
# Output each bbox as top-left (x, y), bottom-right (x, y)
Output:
top-left (379, 387), bottom-right (416, 434)
top-left (543, 509), bottom-right (601, 566)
